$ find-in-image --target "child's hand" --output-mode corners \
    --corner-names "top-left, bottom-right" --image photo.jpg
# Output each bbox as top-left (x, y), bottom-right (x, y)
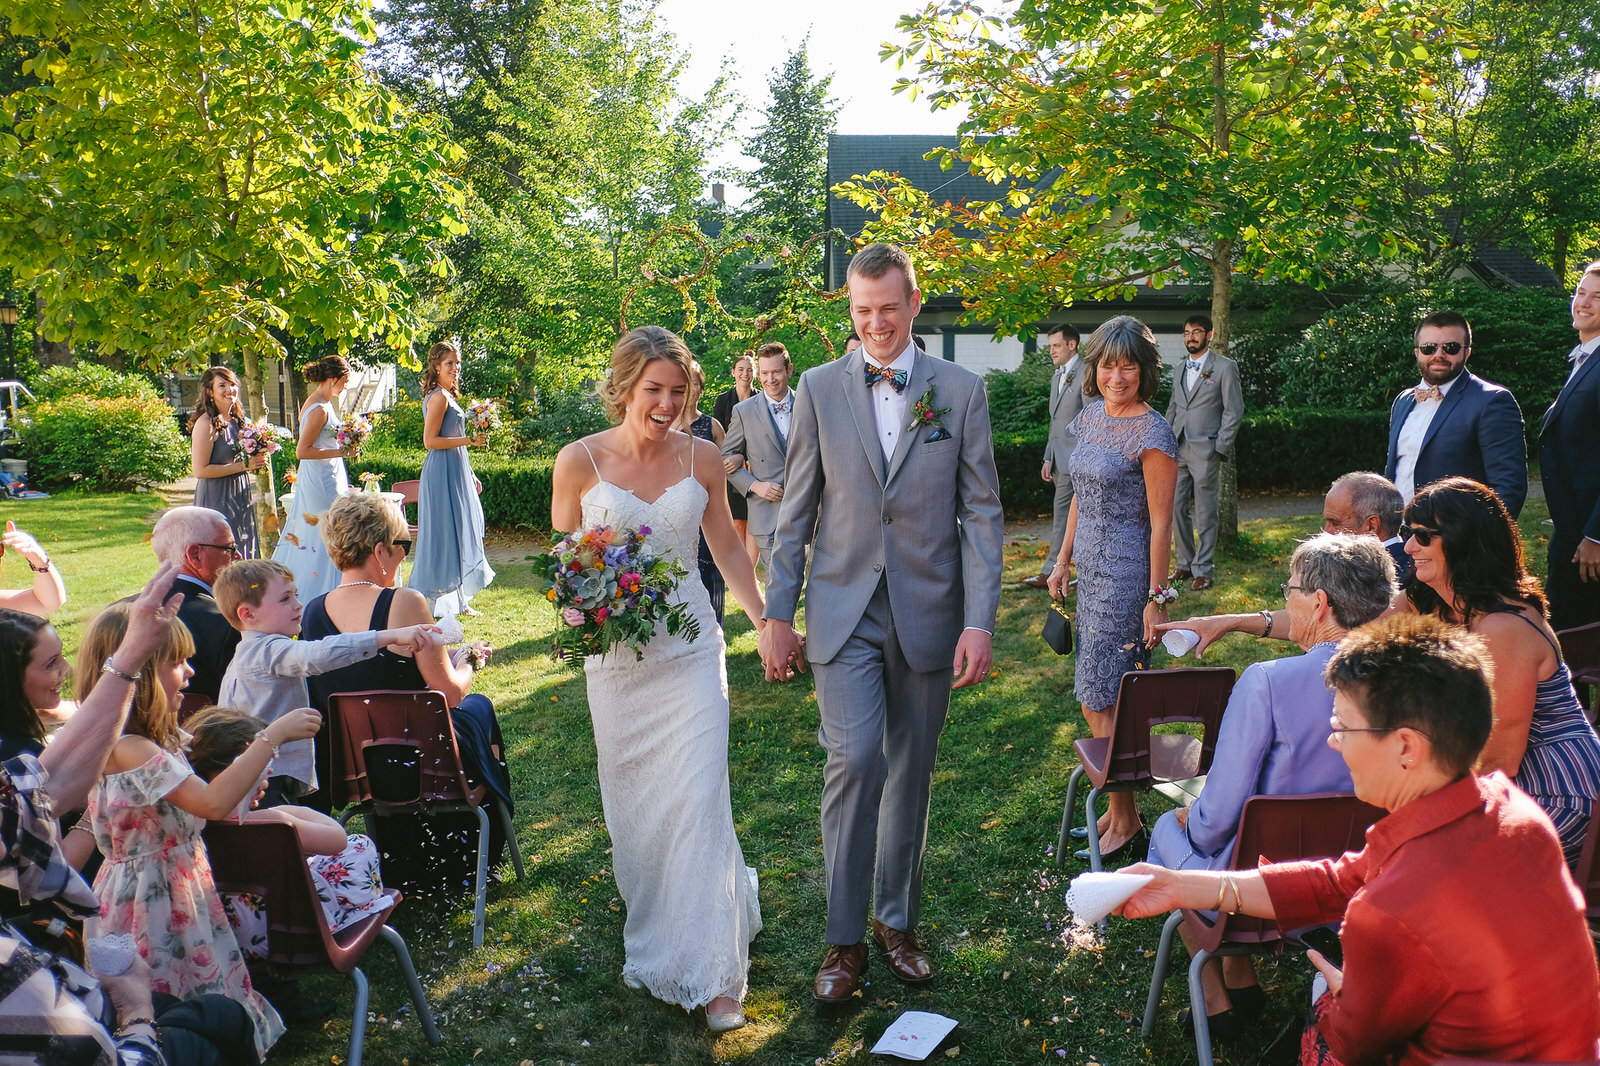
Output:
top-left (267, 707), bottom-right (322, 745)
top-left (385, 623), bottom-right (444, 656)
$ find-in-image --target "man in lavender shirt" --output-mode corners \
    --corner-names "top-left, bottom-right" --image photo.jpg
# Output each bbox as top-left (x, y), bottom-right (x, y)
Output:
top-left (1146, 533), bottom-right (1396, 1038)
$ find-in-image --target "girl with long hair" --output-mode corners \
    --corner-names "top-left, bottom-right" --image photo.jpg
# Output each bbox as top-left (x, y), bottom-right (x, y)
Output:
top-left (189, 367), bottom-right (266, 557)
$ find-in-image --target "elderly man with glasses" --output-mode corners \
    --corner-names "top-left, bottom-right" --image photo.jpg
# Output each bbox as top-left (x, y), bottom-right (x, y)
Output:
top-left (150, 505), bottom-right (244, 701)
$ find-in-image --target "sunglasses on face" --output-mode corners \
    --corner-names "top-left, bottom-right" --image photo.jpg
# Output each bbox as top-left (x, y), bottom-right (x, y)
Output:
top-left (1416, 342), bottom-right (1465, 356)
top-left (390, 538), bottom-right (411, 554)
top-left (1398, 524), bottom-right (1441, 546)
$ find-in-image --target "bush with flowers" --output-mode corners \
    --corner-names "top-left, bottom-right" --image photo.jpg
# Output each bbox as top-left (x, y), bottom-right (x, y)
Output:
top-left (530, 524), bottom-right (698, 663)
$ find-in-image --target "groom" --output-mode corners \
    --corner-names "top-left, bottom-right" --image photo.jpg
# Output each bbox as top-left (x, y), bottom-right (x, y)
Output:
top-left (760, 243), bottom-right (1005, 1003)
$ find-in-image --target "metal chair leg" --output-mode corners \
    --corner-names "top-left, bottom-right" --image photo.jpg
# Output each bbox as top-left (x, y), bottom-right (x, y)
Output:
top-left (1143, 910), bottom-right (1183, 1036)
top-left (499, 802), bottom-right (526, 881)
top-left (348, 965), bottom-right (370, 1066)
top-left (468, 804), bottom-right (491, 947)
top-left (1189, 947), bottom-right (1215, 1066)
top-left (380, 925), bottom-right (443, 1046)
top-left (1085, 785), bottom-right (1105, 872)
top-left (1057, 765), bottom-right (1085, 868)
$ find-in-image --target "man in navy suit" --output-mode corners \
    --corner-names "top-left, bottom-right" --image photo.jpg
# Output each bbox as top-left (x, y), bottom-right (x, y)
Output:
top-left (1540, 262), bottom-right (1600, 631)
top-left (1384, 310), bottom-right (1526, 517)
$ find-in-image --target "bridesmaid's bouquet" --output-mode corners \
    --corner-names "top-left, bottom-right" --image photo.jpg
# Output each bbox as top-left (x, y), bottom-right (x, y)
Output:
top-left (531, 524), bottom-right (699, 663)
top-left (233, 419), bottom-right (289, 462)
top-left (336, 414), bottom-right (373, 457)
top-left (466, 398), bottom-right (502, 440)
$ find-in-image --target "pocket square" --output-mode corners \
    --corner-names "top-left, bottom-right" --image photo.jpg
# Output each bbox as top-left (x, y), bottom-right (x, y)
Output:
top-left (925, 427), bottom-right (952, 443)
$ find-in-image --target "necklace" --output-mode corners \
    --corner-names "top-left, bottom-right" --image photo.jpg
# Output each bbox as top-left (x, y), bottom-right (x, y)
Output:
top-left (336, 580), bottom-right (386, 590)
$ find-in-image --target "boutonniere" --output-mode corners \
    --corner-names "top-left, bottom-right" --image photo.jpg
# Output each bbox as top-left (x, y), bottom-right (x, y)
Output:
top-left (912, 387), bottom-right (952, 443)
top-left (1202, 369), bottom-right (1214, 381)
top-left (1063, 371), bottom-right (1076, 387)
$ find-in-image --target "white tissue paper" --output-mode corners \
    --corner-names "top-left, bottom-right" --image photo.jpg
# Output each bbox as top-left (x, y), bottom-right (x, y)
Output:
top-left (86, 933), bottom-right (139, 977)
top-left (1065, 871), bottom-right (1156, 925)
top-left (436, 615), bottom-right (466, 645)
top-left (1162, 628), bottom-right (1201, 657)
top-left (870, 1011), bottom-right (959, 1060)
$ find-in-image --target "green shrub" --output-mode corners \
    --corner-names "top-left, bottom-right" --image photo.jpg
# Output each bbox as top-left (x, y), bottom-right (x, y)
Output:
top-left (21, 395), bottom-right (190, 490)
top-left (984, 350), bottom-right (1054, 437)
top-left (369, 400), bottom-right (425, 449)
top-left (32, 363), bottom-right (161, 403)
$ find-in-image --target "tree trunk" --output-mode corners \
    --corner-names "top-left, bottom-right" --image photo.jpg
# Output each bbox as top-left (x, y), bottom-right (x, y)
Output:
top-left (239, 347), bottom-right (278, 548)
top-left (1210, 239), bottom-right (1238, 541)
top-left (1554, 229), bottom-right (1570, 284)
top-left (31, 295), bottom-right (72, 368)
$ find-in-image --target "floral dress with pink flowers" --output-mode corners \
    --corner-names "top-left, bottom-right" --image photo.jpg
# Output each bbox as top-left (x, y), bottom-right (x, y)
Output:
top-left (223, 830), bottom-right (393, 957)
top-left (84, 747), bottom-right (284, 1061)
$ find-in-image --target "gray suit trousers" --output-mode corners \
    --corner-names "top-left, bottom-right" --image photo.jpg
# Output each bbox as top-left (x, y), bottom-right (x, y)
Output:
top-left (811, 578), bottom-right (950, 943)
top-left (1043, 472), bottom-right (1076, 576)
top-left (1173, 440), bottom-right (1221, 576)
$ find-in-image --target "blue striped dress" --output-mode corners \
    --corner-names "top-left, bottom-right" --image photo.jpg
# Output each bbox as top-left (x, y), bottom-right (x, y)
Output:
top-left (1499, 610), bottom-right (1600, 866)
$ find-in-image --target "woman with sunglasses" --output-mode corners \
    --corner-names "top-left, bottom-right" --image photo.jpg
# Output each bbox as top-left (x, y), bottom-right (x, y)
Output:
top-left (297, 493), bottom-right (512, 844)
top-left (1400, 476), bottom-right (1600, 866)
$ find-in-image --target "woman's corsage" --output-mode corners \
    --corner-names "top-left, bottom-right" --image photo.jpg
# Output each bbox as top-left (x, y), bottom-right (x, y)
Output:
top-left (1147, 585), bottom-right (1179, 607)
top-left (911, 387), bottom-right (952, 443)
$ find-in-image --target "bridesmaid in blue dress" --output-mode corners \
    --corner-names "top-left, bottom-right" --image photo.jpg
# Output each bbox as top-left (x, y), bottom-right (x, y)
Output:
top-left (190, 367), bottom-right (265, 557)
top-left (1047, 316), bottom-right (1179, 859)
top-left (272, 356), bottom-right (352, 600)
top-left (409, 342), bottom-right (495, 617)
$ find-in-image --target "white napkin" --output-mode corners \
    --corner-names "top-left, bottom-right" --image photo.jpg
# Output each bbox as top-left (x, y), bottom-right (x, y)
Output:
top-left (1162, 629), bottom-right (1201, 657)
top-left (86, 933), bottom-right (139, 977)
top-left (436, 616), bottom-right (466, 645)
top-left (870, 1011), bottom-right (959, 1060)
top-left (1065, 871), bottom-right (1155, 925)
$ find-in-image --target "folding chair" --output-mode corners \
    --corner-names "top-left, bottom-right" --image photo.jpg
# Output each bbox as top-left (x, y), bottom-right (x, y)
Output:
top-left (176, 690), bottom-right (214, 726)
top-left (391, 479), bottom-right (421, 539)
top-left (1142, 792), bottom-right (1385, 1066)
top-left (1057, 667), bottom-right (1236, 871)
top-left (203, 820), bottom-right (443, 1066)
top-left (1558, 622), bottom-right (1600, 723)
top-left (328, 689), bottom-right (524, 948)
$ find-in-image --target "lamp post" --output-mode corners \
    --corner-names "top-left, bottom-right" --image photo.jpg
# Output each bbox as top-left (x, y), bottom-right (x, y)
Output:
top-left (0, 300), bottom-right (17, 382)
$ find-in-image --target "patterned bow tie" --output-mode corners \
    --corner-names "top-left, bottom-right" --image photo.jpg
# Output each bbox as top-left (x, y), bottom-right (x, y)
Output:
top-left (1185, 359), bottom-right (1203, 373)
top-left (864, 364), bottom-right (909, 393)
top-left (770, 397), bottom-right (791, 414)
top-left (1413, 384), bottom-right (1441, 403)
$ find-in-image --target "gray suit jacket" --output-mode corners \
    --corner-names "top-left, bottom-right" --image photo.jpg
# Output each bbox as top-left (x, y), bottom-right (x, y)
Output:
top-left (1165, 351), bottom-right (1244, 458)
top-left (1042, 360), bottom-right (1086, 475)
top-left (721, 392), bottom-right (790, 539)
top-left (764, 351), bottom-right (1005, 672)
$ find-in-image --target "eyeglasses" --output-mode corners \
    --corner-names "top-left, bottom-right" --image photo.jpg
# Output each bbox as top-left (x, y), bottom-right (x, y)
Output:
top-left (389, 538), bottom-right (411, 554)
top-left (1398, 524), bottom-right (1441, 546)
top-left (1328, 716), bottom-right (1434, 742)
top-left (1280, 583), bottom-right (1307, 599)
top-left (1416, 342), bottom-right (1465, 356)
top-left (198, 542), bottom-right (242, 556)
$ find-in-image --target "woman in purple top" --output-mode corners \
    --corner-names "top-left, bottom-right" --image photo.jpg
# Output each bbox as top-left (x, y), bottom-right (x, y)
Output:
top-left (1147, 532), bottom-right (1397, 1040)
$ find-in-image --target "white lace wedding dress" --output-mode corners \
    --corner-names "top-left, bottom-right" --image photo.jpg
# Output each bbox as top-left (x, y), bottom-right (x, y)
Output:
top-left (578, 445), bottom-right (762, 1010)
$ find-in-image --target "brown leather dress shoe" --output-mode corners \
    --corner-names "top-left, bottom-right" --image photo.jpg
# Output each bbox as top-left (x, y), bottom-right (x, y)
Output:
top-left (1021, 574), bottom-right (1051, 589)
top-left (813, 942), bottom-right (868, 1003)
top-left (1169, 568), bottom-right (1193, 583)
top-left (1189, 575), bottom-right (1213, 591)
top-left (871, 919), bottom-right (935, 983)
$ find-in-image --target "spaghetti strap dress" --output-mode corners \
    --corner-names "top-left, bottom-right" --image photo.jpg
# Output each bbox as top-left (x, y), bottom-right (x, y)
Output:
top-left (192, 415), bottom-right (260, 558)
top-left (272, 399), bottom-right (348, 600)
top-left (408, 389), bottom-right (496, 617)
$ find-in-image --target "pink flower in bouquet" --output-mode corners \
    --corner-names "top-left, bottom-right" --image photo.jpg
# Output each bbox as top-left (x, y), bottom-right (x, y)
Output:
top-left (562, 608), bottom-right (585, 627)
top-left (594, 607), bottom-right (610, 623)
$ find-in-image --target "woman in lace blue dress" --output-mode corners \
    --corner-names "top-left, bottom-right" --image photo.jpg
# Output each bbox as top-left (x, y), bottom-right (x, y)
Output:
top-left (1402, 476), bottom-right (1600, 866)
top-left (409, 342), bottom-right (496, 617)
top-left (549, 326), bottom-right (766, 1034)
top-left (190, 368), bottom-right (266, 558)
top-left (272, 356), bottom-right (352, 600)
top-left (1047, 316), bottom-right (1179, 859)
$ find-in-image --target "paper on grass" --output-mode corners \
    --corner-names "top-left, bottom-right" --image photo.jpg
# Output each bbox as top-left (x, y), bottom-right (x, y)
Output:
top-left (1065, 871), bottom-right (1155, 925)
top-left (870, 1011), bottom-right (959, 1060)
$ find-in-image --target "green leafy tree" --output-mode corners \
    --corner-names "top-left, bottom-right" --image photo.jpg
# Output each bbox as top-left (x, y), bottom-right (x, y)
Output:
top-left (0, 0), bottom-right (468, 377)
top-left (743, 39), bottom-right (841, 253)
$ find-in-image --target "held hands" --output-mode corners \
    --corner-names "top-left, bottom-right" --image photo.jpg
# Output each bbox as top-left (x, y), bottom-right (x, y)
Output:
top-left (382, 623), bottom-right (445, 656)
top-left (1150, 614), bottom-right (1231, 659)
top-left (951, 629), bottom-right (992, 690)
top-left (759, 620), bottom-right (807, 682)
top-left (268, 707), bottom-right (322, 745)
top-left (3, 521), bottom-right (50, 569)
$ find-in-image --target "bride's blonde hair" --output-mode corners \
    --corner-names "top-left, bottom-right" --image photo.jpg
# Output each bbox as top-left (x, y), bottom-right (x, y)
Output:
top-left (598, 326), bottom-right (695, 423)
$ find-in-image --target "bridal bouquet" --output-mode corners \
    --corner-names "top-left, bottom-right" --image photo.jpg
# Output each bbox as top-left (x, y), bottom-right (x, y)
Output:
top-left (466, 398), bottom-right (502, 440)
top-left (336, 414), bottom-right (373, 457)
top-left (531, 524), bottom-right (699, 663)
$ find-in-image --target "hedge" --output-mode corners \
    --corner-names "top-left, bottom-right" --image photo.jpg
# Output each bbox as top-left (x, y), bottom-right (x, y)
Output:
top-left (21, 395), bottom-right (191, 491)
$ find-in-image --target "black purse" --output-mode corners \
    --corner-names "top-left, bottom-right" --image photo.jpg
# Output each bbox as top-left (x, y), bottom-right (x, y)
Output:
top-left (1042, 596), bottom-right (1073, 655)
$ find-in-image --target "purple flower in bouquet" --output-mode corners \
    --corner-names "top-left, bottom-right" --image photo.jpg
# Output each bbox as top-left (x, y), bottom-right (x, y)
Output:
top-left (531, 523), bottom-right (698, 663)
top-left (335, 414), bottom-right (374, 457)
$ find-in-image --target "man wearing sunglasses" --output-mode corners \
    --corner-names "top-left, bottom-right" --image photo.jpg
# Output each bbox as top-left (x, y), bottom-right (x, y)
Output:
top-left (1384, 310), bottom-right (1526, 518)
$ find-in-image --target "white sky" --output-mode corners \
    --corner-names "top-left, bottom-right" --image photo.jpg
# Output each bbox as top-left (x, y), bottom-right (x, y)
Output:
top-left (651, 0), bottom-right (967, 202)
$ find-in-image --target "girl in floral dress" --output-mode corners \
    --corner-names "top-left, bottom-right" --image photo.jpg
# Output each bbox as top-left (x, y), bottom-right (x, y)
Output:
top-left (77, 604), bottom-right (320, 1061)
top-left (186, 706), bottom-right (393, 953)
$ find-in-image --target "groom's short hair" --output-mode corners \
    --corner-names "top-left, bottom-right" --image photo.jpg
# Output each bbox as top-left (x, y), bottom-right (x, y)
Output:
top-left (756, 342), bottom-right (792, 370)
top-left (847, 243), bottom-right (918, 300)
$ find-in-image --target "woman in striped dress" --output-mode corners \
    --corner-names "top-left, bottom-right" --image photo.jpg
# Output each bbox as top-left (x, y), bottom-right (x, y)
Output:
top-left (1402, 477), bottom-right (1600, 866)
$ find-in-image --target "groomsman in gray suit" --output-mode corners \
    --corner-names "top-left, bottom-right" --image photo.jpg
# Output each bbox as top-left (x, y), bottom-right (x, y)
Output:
top-left (1164, 314), bottom-right (1244, 591)
top-left (759, 244), bottom-right (1005, 1004)
top-left (1023, 324), bottom-right (1084, 589)
top-left (721, 341), bottom-right (794, 574)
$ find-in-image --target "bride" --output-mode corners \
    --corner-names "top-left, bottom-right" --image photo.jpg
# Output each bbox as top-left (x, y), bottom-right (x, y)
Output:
top-left (549, 326), bottom-right (767, 1033)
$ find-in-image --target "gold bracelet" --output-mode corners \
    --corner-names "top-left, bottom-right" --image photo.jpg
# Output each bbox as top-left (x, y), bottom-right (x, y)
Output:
top-left (1227, 875), bottom-right (1243, 914)
top-left (1213, 878), bottom-right (1228, 913)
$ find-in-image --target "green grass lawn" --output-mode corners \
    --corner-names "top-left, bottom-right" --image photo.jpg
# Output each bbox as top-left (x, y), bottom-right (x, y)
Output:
top-left (16, 487), bottom-right (1555, 1065)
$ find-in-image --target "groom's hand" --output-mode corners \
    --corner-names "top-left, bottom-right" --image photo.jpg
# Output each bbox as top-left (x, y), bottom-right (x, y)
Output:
top-left (951, 629), bottom-right (992, 689)
top-left (759, 619), bottom-right (808, 681)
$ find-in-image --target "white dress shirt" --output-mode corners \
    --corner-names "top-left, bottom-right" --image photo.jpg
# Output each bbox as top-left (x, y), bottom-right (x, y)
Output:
top-left (865, 343), bottom-right (917, 462)
top-left (1569, 336), bottom-right (1600, 383)
top-left (1183, 351), bottom-right (1210, 392)
top-left (1394, 374), bottom-right (1459, 500)
top-left (1055, 355), bottom-right (1081, 397)
top-left (766, 388), bottom-right (794, 442)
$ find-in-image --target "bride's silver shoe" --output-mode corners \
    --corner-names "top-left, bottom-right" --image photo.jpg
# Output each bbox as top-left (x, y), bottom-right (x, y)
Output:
top-left (622, 973), bottom-right (646, 992)
top-left (706, 998), bottom-right (746, 1033)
